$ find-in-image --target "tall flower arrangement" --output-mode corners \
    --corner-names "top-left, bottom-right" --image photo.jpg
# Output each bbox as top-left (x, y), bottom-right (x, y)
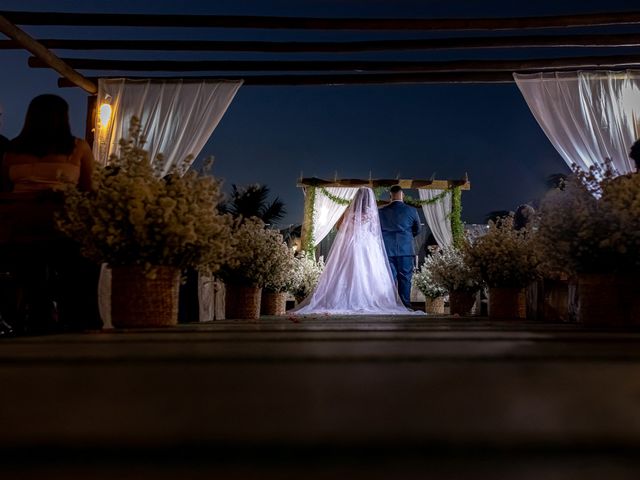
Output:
top-left (413, 260), bottom-right (448, 299)
top-left (466, 215), bottom-right (540, 288)
top-left (289, 251), bottom-right (325, 301)
top-left (218, 218), bottom-right (291, 287)
top-left (56, 118), bottom-right (236, 276)
top-left (262, 239), bottom-right (297, 293)
top-left (427, 245), bottom-right (481, 293)
top-left (536, 166), bottom-right (639, 275)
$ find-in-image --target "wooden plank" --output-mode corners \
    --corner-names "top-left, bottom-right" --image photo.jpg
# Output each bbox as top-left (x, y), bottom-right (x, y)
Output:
top-left (0, 15), bottom-right (97, 94)
top-left (5, 33), bottom-right (640, 52)
top-left (58, 72), bottom-right (520, 88)
top-left (3, 10), bottom-right (640, 30)
top-left (58, 68), bottom-right (640, 87)
top-left (297, 178), bottom-right (471, 190)
top-left (36, 54), bottom-right (640, 73)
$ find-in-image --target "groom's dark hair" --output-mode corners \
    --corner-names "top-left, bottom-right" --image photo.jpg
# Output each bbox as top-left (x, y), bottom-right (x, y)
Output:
top-left (389, 185), bottom-right (403, 194)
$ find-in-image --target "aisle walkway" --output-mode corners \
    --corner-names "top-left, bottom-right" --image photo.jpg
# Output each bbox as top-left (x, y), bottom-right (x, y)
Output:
top-left (2, 316), bottom-right (640, 479)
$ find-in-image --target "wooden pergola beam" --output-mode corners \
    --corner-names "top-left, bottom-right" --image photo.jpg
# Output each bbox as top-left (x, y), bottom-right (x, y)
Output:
top-left (297, 178), bottom-right (471, 190)
top-left (2, 10), bottom-right (640, 30)
top-left (58, 72), bottom-right (519, 87)
top-left (0, 15), bottom-right (97, 94)
top-left (4, 33), bottom-right (640, 52)
top-left (37, 54), bottom-right (640, 73)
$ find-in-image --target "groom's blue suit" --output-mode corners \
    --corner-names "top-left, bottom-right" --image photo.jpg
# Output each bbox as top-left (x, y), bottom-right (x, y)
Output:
top-left (379, 200), bottom-right (421, 308)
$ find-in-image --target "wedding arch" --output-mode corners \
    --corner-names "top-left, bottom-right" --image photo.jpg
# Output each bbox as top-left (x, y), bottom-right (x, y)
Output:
top-left (297, 176), bottom-right (471, 254)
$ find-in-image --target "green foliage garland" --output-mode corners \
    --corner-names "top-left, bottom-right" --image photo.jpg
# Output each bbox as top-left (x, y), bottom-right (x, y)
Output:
top-left (319, 187), bottom-right (351, 205)
top-left (450, 186), bottom-right (464, 249)
top-left (403, 189), bottom-right (450, 208)
top-left (320, 186), bottom-right (451, 208)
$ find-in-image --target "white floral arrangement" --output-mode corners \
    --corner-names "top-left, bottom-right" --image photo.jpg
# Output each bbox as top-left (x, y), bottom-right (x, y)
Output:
top-left (289, 251), bottom-right (325, 301)
top-left (218, 217), bottom-right (292, 287)
top-left (427, 245), bottom-right (481, 293)
top-left (465, 215), bottom-right (540, 288)
top-left (262, 237), bottom-right (297, 293)
top-left (413, 260), bottom-right (448, 299)
top-left (56, 119), bottom-right (236, 275)
top-left (536, 166), bottom-right (640, 274)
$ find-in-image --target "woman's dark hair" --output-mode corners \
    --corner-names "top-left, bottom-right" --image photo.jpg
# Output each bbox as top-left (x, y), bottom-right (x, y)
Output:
top-left (630, 139), bottom-right (640, 170)
top-left (9, 94), bottom-right (75, 157)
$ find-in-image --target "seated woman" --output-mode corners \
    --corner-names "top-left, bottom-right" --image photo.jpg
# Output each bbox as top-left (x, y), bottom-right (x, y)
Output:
top-left (0, 94), bottom-right (99, 334)
top-left (2, 94), bottom-right (93, 194)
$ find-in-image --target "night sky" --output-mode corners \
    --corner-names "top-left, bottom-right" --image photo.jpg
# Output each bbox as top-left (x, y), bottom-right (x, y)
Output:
top-left (1, 0), bottom-right (638, 226)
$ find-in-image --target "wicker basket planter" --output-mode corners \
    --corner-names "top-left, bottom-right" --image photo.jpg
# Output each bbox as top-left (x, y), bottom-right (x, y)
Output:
top-left (111, 265), bottom-right (180, 328)
top-left (488, 287), bottom-right (526, 319)
top-left (449, 290), bottom-right (477, 316)
top-left (261, 290), bottom-right (287, 316)
top-left (225, 284), bottom-right (262, 320)
top-left (425, 296), bottom-right (445, 315)
top-left (570, 273), bottom-right (638, 325)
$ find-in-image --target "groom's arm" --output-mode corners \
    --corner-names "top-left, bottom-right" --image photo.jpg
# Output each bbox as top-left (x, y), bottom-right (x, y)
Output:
top-left (411, 209), bottom-right (421, 237)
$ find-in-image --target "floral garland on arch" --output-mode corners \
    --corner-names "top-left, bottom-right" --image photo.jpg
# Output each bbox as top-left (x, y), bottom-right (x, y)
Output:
top-left (318, 186), bottom-right (449, 207)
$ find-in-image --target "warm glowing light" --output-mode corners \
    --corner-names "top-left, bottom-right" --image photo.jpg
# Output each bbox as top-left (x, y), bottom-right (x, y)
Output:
top-left (99, 103), bottom-right (112, 129)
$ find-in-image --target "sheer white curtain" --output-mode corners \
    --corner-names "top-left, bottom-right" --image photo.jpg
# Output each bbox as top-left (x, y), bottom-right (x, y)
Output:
top-left (94, 78), bottom-right (242, 173)
top-left (95, 78), bottom-right (242, 327)
top-left (312, 187), bottom-right (359, 246)
top-left (418, 189), bottom-right (453, 248)
top-left (514, 71), bottom-right (640, 175)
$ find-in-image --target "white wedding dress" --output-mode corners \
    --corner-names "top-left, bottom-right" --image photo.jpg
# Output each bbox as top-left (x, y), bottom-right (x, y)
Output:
top-left (293, 187), bottom-right (423, 315)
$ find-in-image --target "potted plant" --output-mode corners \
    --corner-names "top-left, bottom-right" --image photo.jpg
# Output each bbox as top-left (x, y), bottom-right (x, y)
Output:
top-left (413, 260), bottom-right (447, 314)
top-left (219, 218), bottom-right (290, 320)
top-left (56, 119), bottom-right (236, 328)
top-left (289, 251), bottom-right (325, 305)
top-left (536, 167), bottom-right (640, 324)
top-left (427, 245), bottom-right (482, 316)
top-left (466, 215), bottom-right (540, 319)
top-left (260, 237), bottom-right (297, 316)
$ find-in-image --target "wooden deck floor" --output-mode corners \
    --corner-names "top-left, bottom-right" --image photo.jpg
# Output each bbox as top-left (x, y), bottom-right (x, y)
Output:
top-left (2, 315), bottom-right (640, 479)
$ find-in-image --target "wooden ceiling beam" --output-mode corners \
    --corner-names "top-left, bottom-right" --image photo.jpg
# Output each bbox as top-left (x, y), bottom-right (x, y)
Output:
top-left (58, 72), bottom-right (520, 87)
top-left (2, 10), bottom-right (640, 31)
top-left (0, 15), bottom-right (97, 94)
top-left (36, 54), bottom-right (640, 73)
top-left (4, 33), bottom-right (640, 52)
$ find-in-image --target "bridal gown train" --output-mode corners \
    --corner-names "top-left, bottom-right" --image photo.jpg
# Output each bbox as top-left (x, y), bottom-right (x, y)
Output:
top-left (293, 187), bottom-right (422, 315)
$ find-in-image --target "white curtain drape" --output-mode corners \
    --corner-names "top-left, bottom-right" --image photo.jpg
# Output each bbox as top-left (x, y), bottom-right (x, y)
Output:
top-left (514, 71), bottom-right (640, 175)
top-left (94, 78), bottom-right (242, 174)
top-left (95, 78), bottom-right (242, 328)
top-left (312, 187), bottom-right (359, 246)
top-left (418, 189), bottom-right (453, 248)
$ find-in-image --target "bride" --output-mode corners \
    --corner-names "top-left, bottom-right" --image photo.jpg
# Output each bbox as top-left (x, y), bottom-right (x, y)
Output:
top-left (293, 187), bottom-right (423, 315)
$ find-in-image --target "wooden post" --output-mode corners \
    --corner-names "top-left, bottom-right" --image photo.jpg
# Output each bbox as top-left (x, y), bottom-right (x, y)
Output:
top-left (85, 95), bottom-right (97, 148)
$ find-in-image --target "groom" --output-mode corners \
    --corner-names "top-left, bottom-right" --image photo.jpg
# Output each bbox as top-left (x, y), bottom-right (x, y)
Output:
top-left (379, 185), bottom-right (421, 308)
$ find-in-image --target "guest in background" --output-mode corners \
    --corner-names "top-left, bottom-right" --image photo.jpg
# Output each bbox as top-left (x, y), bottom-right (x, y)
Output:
top-left (2, 94), bottom-right (93, 193)
top-left (1, 94), bottom-right (99, 333)
top-left (513, 204), bottom-right (536, 231)
top-left (0, 105), bottom-right (8, 161)
top-left (0, 105), bottom-right (14, 336)
top-left (630, 139), bottom-right (640, 172)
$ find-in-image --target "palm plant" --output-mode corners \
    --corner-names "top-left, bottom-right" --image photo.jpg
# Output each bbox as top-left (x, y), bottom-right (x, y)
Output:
top-left (220, 184), bottom-right (286, 225)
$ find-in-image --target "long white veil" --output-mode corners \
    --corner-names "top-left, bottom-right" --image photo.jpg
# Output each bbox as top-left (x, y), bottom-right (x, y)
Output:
top-left (294, 187), bottom-right (421, 315)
